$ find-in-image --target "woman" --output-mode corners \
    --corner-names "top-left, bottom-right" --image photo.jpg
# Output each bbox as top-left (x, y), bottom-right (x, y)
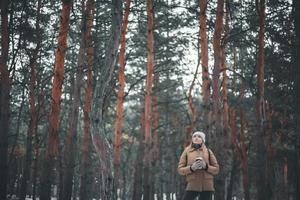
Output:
top-left (178, 131), bottom-right (219, 200)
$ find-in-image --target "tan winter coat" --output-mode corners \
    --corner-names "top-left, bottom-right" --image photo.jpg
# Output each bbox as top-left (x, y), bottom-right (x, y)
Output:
top-left (177, 144), bottom-right (219, 192)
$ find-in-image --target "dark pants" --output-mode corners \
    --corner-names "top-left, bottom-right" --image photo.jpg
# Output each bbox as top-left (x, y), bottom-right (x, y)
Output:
top-left (182, 191), bottom-right (212, 200)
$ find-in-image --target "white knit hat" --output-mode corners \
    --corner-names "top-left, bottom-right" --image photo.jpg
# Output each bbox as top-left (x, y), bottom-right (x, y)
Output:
top-left (192, 131), bottom-right (206, 143)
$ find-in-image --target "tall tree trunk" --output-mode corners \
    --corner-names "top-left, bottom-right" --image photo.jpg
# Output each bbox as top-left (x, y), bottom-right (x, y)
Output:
top-left (212, 0), bottom-right (224, 129)
top-left (229, 108), bottom-right (237, 153)
top-left (32, 135), bottom-right (39, 200)
top-left (226, 150), bottom-right (238, 200)
top-left (20, 1), bottom-right (41, 199)
top-left (32, 87), bottom-right (46, 200)
top-left (132, 108), bottom-right (145, 200)
top-left (212, 0), bottom-right (226, 199)
top-left (165, 74), bottom-right (172, 200)
top-left (221, 0), bottom-right (229, 130)
top-left (236, 45), bottom-right (250, 200)
top-left (61, 0), bottom-right (91, 199)
top-left (293, 0), bottom-right (300, 199)
top-left (255, 0), bottom-right (268, 199)
top-left (265, 102), bottom-right (275, 199)
top-left (198, 0), bottom-right (211, 134)
top-left (143, 0), bottom-right (154, 199)
top-left (39, 1), bottom-right (72, 200)
top-left (0, 0), bottom-right (10, 199)
top-left (79, 1), bottom-right (94, 200)
top-left (58, 77), bottom-right (74, 200)
top-left (239, 108), bottom-right (250, 200)
top-left (113, 0), bottom-right (131, 196)
top-left (121, 143), bottom-right (132, 199)
top-left (9, 74), bottom-right (26, 166)
top-left (221, 7), bottom-right (232, 198)
top-left (80, 86), bottom-right (92, 200)
top-left (144, 0), bottom-right (154, 152)
top-left (20, 49), bottom-right (38, 200)
top-left (90, 0), bottom-right (122, 198)
top-left (152, 75), bottom-right (159, 159)
top-left (228, 108), bottom-right (238, 200)
top-left (151, 73), bottom-right (159, 200)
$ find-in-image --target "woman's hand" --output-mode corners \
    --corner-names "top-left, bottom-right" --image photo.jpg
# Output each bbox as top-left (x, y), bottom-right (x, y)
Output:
top-left (198, 159), bottom-right (208, 170)
top-left (190, 160), bottom-right (202, 172)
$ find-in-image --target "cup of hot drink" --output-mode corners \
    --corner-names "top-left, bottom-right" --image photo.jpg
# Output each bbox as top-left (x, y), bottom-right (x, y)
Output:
top-left (195, 157), bottom-right (203, 162)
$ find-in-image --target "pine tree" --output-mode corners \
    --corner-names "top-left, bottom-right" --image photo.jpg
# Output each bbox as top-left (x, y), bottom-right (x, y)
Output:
top-left (0, 0), bottom-right (10, 199)
top-left (40, 1), bottom-right (73, 199)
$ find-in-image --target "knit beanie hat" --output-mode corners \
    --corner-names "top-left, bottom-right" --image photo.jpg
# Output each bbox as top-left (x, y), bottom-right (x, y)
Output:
top-left (192, 131), bottom-right (206, 143)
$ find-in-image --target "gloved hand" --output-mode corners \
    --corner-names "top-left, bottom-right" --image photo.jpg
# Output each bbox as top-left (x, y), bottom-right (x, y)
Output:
top-left (198, 159), bottom-right (207, 170)
top-left (190, 160), bottom-right (202, 172)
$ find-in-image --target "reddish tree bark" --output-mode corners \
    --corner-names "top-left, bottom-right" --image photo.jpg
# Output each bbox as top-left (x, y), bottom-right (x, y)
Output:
top-left (143, 0), bottom-right (155, 199)
top-left (229, 104), bottom-right (249, 200)
top-left (212, 0), bottom-right (224, 123)
top-left (20, 40), bottom-right (39, 200)
top-left (39, 1), bottom-right (72, 200)
top-left (79, 1), bottom-right (94, 200)
top-left (19, 1), bottom-right (41, 199)
top-left (221, 2), bottom-right (229, 130)
top-left (144, 0), bottom-right (154, 146)
top-left (212, 0), bottom-right (226, 199)
top-left (150, 73), bottom-right (160, 199)
top-left (113, 0), bottom-right (131, 194)
top-left (0, 0), bottom-right (10, 199)
top-left (61, 1), bottom-right (93, 199)
top-left (255, 0), bottom-right (268, 199)
top-left (199, 0), bottom-right (211, 134)
top-left (47, 0), bottom-right (72, 157)
top-left (255, 0), bottom-right (266, 127)
top-left (152, 73), bottom-right (159, 161)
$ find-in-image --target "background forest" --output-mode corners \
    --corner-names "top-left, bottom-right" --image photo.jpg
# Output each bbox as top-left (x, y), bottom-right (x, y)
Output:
top-left (0, 0), bottom-right (299, 200)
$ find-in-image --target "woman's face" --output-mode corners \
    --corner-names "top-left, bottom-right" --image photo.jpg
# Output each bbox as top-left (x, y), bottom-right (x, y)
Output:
top-left (192, 134), bottom-right (203, 144)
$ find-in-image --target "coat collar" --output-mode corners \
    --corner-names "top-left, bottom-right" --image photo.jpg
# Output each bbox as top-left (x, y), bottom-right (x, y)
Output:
top-left (187, 143), bottom-right (206, 152)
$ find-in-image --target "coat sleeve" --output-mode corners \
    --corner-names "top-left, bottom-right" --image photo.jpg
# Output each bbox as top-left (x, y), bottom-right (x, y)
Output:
top-left (177, 149), bottom-right (193, 176)
top-left (206, 149), bottom-right (219, 175)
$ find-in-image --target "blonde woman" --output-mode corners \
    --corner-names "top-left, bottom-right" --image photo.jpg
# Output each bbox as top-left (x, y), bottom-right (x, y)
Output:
top-left (178, 131), bottom-right (219, 200)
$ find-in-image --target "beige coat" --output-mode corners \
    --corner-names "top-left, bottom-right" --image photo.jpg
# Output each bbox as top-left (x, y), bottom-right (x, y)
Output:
top-left (177, 144), bottom-right (219, 191)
